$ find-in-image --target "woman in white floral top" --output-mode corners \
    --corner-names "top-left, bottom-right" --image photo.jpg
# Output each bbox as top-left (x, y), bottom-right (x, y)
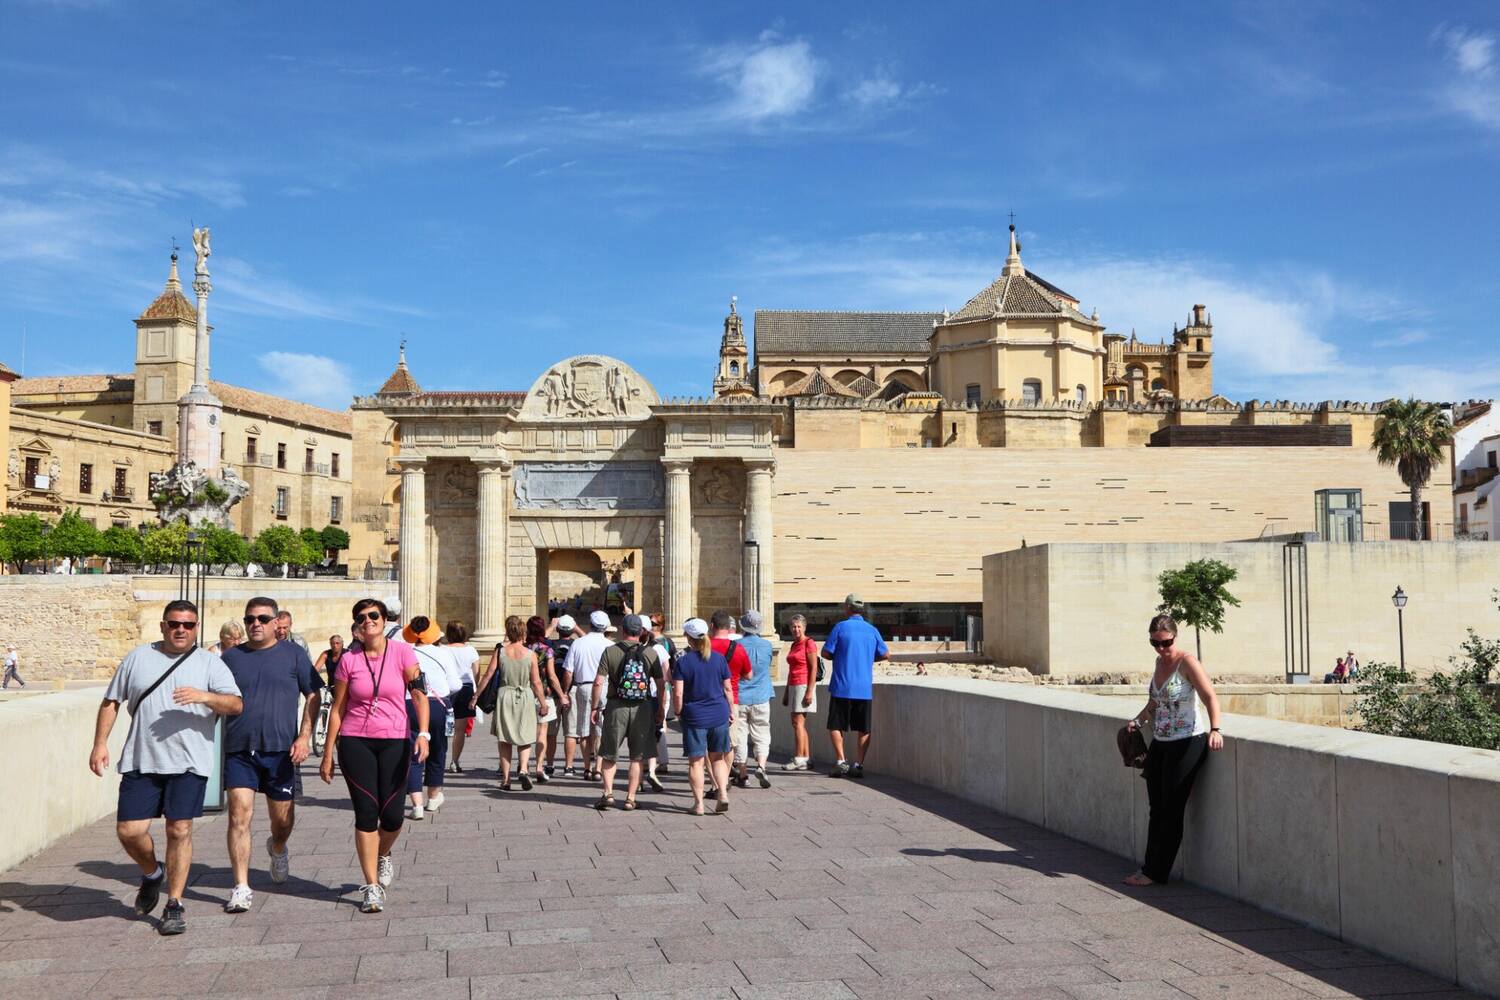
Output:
top-left (1123, 614), bottom-right (1223, 886)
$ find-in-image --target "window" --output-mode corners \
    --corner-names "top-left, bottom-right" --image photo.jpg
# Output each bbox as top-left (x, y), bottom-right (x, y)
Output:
top-left (331, 453), bottom-right (341, 478)
top-left (1460, 503), bottom-right (1469, 531)
top-left (1075, 384), bottom-right (1087, 403)
top-left (246, 437), bottom-right (258, 462)
top-left (1489, 451), bottom-right (1497, 470)
top-left (305, 447), bottom-right (315, 473)
top-left (147, 420), bottom-right (163, 437)
top-left (964, 384), bottom-right (981, 405)
top-left (79, 463), bottom-right (93, 494)
top-left (1021, 379), bottom-right (1042, 404)
top-left (1196, 338), bottom-right (1205, 352)
top-left (330, 496), bottom-right (343, 523)
top-left (275, 487), bottom-right (289, 518)
top-left (1150, 378), bottom-right (1166, 391)
top-left (729, 361), bottom-right (740, 376)
top-left (24, 456), bottom-right (40, 488)
top-left (276, 443), bottom-right (286, 470)
top-left (113, 467), bottom-right (128, 495)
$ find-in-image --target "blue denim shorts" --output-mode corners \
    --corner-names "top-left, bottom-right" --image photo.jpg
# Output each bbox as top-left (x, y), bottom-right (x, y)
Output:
top-left (681, 723), bottom-right (731, 759)
top-left (224, 750), bottom-right (297, 801)
top-left (117, 771), bottom-right (209, 822)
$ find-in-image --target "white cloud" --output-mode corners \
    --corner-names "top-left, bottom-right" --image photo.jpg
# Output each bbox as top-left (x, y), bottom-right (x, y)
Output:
top-left (503, 147), bottom-right (548, 168)
top-left (213, 256), bottom-right (425, 325)
top-left (1434, 24), bottom-right (1500, 128)
top-left (257, 352), bottom-right (355, 409)
top-left (705, 37), bottom-right (819, 121)
top-left (845, 76), bottom-right (902, 109)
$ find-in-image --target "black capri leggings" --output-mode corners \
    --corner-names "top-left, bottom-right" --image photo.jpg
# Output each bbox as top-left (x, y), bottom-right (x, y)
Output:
top-left (338, 735), bottom-right (410, 833)
top-left (1141, 732), bottom-right (1209, 883)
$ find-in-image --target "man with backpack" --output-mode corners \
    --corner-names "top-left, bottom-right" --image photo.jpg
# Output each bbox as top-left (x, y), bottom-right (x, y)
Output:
top-left (590, 614), bottom-right (666, 810)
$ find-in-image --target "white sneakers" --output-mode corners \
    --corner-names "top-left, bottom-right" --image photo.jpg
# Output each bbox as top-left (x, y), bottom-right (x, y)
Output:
top-left (266, 837), bottom-right (289, 884)
top-left (224, 884), bottom-right (253, 913)
top-left (359, 883), bottom-right (385, 913)
top-left (377, 854), bottom-right (394, 889)
top-left (409, 803), bottom-right (425, 821)
top-left (427, 791), bottom-right (445, 812)
top-left (781, 758), bottom-right (810, 771)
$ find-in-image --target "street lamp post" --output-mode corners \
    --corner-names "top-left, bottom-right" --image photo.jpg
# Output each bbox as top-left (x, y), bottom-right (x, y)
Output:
top-left (1391, 586), bottom-right (1407, 673)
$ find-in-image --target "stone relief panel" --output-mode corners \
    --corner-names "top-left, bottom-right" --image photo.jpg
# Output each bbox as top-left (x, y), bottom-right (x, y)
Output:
top-left (517, 355), bottom-right (659, 421)
top-left (693, 462), bottom-right (745, 510)
top-left (513, 461), bottom-right (664, 511)
top-left (433, 461), bottom-right (478, 509)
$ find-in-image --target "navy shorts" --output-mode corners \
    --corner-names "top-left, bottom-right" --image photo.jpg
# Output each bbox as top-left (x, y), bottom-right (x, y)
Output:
top-left (681, 723), bottom-right (731, 759)
top-left (117, 771), bottom-right (209, 822)
top-left (826, 696), bottom-right (873, 733)
top-left (224, 750), bottom-right (297, 801)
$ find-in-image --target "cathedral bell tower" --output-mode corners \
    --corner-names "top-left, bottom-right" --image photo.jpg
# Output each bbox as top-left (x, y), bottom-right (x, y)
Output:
top-left (713, 296), bottom-right (755, 397)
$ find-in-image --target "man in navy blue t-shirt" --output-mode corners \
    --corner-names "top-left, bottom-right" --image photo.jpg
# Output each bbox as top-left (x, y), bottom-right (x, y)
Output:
top-left (219, 596), bottom-right (320, 913)
top-left (820, 593), bottom-right (888, 779)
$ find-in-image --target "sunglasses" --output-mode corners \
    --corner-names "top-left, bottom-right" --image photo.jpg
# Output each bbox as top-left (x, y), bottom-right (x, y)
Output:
top-left (164, 620), bottom-right (198, 631)
top-left (243, 614), bottom-right (276, 626)
top-left (1149, 638), bottom-right (1174, 649)
top-left (354, 610), bottom-right (384, 624)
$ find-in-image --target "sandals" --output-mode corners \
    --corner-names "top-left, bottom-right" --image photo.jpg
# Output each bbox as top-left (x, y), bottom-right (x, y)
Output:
top-left (689, 801), bottom-right (705, 816)
top-left (500, 781), bottom-right (511, 791)
top-left (594, 795), bottom-right (614, 811)
top-left (715, 799), bottom-right (730, 814)
top-left (622, 799), bottom-right (637, 811)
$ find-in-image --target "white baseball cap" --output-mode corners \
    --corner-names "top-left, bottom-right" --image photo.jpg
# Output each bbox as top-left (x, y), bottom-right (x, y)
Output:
top-left (589, 610), bottom-right (611, 631)
top-left (683, 618), bottom-right (708, 639)
top-left (556, 614), bottom-right (576, 632)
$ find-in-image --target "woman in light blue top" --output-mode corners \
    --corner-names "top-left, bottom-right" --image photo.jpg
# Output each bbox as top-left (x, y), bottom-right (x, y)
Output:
top-left (1124, 613), bottom-right (1223, 886)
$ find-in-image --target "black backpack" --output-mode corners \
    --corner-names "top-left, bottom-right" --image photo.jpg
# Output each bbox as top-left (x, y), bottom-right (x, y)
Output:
top-left (613, 642), bottom-right (652, 702)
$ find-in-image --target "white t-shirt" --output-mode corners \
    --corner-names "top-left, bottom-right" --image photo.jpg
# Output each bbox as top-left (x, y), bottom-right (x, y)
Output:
top-left (412, 644), bottom-right (466, 699)
top-left (449, 644), bottom-right (479, 687)
top-left (104, 643), bottom-right (241, 776)
top-left (562, 631), bottom-right (612, 687)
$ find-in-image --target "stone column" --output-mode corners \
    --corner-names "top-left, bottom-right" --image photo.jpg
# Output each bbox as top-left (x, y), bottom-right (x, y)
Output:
top-left (397, 459), bottom-right (428, 620)
top-left (662, 459), bottom-right (693, 631)
top-left (474, 460), bottom-right (511, 640)
top-left (743, 459), bottom-right (775, 619)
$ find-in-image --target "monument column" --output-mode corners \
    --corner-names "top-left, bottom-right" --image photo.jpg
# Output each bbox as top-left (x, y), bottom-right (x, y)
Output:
top-left (178, 226), bottom-right (224, 473)
top-left (663, 459), bottom-right (693, 631)
top-left (397, 458), bottom-right (429, 620)
top-left (474, 460), bottom-right (511, 640)
top-left (743, 459), bottom-right (775, 618)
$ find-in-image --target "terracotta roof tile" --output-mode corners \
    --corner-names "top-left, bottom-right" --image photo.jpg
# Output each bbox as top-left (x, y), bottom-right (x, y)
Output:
top-left (12, 373), bottom-right (135, 396)
top-left (754, 311), bottom-right (941, 356)
top-left (378, 362), bottom-right (421, 395)
top-left (947, 270), bottom-right (1100, 325)
top-left (210, 381), bottom-right (352, 436)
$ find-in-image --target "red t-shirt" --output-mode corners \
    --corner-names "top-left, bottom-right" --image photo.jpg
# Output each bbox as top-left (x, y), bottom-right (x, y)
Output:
top-left (711, 637), bottom-right (753, 704)
top-left (785, 637), bottom-right (818, 687)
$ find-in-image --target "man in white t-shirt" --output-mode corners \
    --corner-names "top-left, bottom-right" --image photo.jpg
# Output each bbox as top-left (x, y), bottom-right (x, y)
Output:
top-left (405, 616), bottom-right (466, 817)
top-left (561, 610), bottom-right (613, 780)
top-left (90, 600), bottom-right (243, 936)
top-left (2, 645), bottom-right (22, 689)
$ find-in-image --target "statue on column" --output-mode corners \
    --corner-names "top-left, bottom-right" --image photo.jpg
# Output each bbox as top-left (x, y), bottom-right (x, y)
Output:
top-left (192, 226), bottom-right (212, 275)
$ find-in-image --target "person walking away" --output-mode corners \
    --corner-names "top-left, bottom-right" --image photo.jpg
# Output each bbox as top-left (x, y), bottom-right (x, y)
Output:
top-left (89, 600), bottom-right (243, 935)
top-left (591, 615), bottom-right (666, 810)
top-left (274, 610), bottom-right (312, 656)
top-left (1123, 614), bottom-right (1224, 886)
top-left (524, 616), bottom-right (565, 783)
top-left (821, 594), bottom-right (888, 778)
top-left (404, 616), bottom-right (464, 816)
top-left (708, 610), bottom-right (752, 799)
top-left (732, 611), bottom-right (774, 789)
top-left (475, 616), bottom-right (545, 790)
top-left (644, 613), bottom-right (676, 788)
top-left (673, 618), bottom-right (734, 815)
top-left (561, 610), bottom-right (612, 779)
top-left (210, 621), bottom-right (244, 655)
top-left (781, 614), bottom-right (818, 770)
top-left (543, 615), bottom-right (578, 778)
top-left (319, 598), bottom-right (428, 913)
top-left (219, 597), bottom-right (321, 913)
top-left (3, 645), bottom-right (24, 688)
top-left (445, 620), bottom-right (479, 774)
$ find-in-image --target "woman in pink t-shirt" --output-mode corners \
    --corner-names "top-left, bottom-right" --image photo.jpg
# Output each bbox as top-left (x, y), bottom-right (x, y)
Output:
top-left (320, 597), bottom-right (428, 913)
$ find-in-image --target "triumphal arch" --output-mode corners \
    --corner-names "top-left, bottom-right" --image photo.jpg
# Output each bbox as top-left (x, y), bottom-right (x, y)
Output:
top-left (381, 355), bottom-right (778, 642)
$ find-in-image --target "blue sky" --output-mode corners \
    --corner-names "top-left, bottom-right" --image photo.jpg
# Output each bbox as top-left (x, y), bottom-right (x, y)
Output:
top-left (3, 2), bottom-right (1499, 408)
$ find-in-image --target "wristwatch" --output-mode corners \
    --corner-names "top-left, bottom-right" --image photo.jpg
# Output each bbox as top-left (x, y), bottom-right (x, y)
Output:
top-left (416, 731), bottom-right (431, 740)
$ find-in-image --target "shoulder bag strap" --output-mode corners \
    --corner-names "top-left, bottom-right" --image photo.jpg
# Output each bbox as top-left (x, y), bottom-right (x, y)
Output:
top-left (130, 648), bottom-right (197, 715)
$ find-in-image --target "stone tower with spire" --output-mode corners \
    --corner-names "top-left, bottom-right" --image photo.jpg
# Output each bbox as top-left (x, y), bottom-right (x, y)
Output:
top-left (132, 250), bottom-right (200, 439)
top-left (713, 297), bottom-right (754, 397)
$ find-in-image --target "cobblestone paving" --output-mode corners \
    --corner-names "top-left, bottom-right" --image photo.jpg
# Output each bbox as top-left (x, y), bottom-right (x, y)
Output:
top-left (0, 738), bottom-right (1479, 999)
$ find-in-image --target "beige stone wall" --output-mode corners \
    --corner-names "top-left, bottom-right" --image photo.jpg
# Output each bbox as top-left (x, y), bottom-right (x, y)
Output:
top-left (221, 408), bottom-right (353, 539)
top-left (772, 445), bottom-right (1449, 606)
top-left (983, 541), bottom-right (1500, 677)
top-left (0, 371), bottom-right (11, 513)
top-left (931, 316), bottom-right (1103, 403)
top-left (7, 409), bottom-right (174, 528)
top-left (347, 407), bottom-right (398, 573)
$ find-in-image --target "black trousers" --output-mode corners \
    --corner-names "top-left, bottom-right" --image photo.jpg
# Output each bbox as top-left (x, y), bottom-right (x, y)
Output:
top-left (1141, 733), bottom-right (1209, 883)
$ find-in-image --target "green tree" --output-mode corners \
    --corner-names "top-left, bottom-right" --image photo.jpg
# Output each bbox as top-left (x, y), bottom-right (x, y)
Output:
top-left (1157, 558), bottom-right (1242, 660)
top-left (0, 513), bottom-right (50, 573)
top-left (199, 525), bottom-right (250, 570)
top-left (48, 509), bottom-right (101, 563)
top-left (252, 525), bottom-right (317, 568)
top-left (142, 520), bottom-right (189, 568)
top-left (1351, 630), bottom-right (1500, 750)
top-left (1370, 398), bottom-right (1454, 541)
top-left (97, 525), bottom-right (144, 565)
top-left (320, 525), bottom-right (350, 553)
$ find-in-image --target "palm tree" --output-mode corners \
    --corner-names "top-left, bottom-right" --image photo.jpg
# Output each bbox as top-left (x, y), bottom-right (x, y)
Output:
top-left (1370, 398), bottom-right (1454, 541)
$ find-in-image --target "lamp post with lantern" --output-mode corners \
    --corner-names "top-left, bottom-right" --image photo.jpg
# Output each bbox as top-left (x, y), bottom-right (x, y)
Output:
top-left (1391, 586), bottom-right (1408, 673)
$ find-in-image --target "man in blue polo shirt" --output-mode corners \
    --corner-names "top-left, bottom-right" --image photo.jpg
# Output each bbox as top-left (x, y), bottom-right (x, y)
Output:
top-left (219, 596), bottom-right (321, 913)
top-left (820, 593), bottom-right (888, 779)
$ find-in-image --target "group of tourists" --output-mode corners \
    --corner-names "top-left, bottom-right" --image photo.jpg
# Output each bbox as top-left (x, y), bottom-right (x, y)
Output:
top-left (88, 586), bottom-right (1221, 935)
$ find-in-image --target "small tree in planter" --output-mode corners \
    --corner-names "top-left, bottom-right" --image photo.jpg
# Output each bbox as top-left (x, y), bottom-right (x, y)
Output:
top-left (252, 525), bottom-right (318, 575)
top-left (48, 509), bottom-right (101, 567)
top-left (0, 513), bottom-right (50, 573)
top-left (1157, 558), bottom-right (1241, 660)
top-left (98, 525), bottom-right (144, 567)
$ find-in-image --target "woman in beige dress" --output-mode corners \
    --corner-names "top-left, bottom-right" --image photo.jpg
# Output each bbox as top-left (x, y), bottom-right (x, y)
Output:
top-left (476, 616), bottom-right (546, 791)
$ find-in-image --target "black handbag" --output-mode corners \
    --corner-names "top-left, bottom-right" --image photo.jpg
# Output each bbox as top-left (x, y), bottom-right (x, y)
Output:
top-left (1116, 724), bottom-right (1148, 770)
top-left (476, 666), bottom-right (500, 714)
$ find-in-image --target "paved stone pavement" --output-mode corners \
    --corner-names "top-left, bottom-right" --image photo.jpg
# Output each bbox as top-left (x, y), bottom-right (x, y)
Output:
top-left (0, 737), bottom-right (1480, 1000)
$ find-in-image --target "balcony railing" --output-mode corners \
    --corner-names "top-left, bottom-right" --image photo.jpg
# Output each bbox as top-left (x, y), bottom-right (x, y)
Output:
top-left (306, 462), bottom-right (331, 476)
top-left (103, 487), bottom-right (134, 502)
top-left (1458, 467), bottom-right (1499, 490)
